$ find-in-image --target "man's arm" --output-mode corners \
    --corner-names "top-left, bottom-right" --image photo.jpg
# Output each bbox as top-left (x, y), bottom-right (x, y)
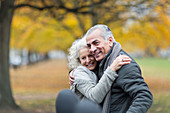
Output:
top-left (117, 64), bottom-right (153, 113)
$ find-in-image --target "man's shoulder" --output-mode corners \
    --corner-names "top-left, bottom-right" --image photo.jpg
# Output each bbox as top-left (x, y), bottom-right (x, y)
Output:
top-left (117, 49), bottom-right (141, 76)
top-left (118, 49), bottom-right (132, 59)
top-left (118, 49), bottom-right (139, 66)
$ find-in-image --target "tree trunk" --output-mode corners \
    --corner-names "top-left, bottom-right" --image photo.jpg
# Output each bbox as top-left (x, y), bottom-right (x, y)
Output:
top-left (0, 0), bottom-right (19, 109)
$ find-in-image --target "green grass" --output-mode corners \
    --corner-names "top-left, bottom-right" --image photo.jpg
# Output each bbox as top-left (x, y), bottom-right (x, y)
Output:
top-left (18, 98), bottom-right (56, 113)
top-left (134, 58), bottom-right (170, 113)
top-left (148, 91), bottom-right (170, 113)
top-left (135, 58), bottom-right (170, 79)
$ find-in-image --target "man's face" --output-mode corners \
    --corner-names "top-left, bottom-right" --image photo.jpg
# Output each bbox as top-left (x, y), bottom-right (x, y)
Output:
top-left (86, 29), bottom-right (113, 61)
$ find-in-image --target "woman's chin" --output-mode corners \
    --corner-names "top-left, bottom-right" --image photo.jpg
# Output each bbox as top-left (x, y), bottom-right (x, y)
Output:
top-left (87, 66), bottom-right (95, 71)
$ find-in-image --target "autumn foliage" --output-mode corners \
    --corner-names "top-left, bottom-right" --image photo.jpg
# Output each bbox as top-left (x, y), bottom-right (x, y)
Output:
top-left (11, 0), bottom-right (170, 56)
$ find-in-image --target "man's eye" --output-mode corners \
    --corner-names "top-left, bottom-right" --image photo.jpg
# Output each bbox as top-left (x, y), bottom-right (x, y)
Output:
top-left (94, 41), bottom-right (99, 45)
top-left (87, 44), bottom-right (91, 48)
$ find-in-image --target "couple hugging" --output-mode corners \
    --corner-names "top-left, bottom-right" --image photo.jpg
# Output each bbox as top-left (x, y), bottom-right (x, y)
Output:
top-left (58, 24), bottom-right (153, 113)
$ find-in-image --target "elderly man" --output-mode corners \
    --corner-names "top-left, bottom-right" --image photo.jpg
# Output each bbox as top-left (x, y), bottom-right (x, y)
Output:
top-left (70, 24), bottom-right (153, 113)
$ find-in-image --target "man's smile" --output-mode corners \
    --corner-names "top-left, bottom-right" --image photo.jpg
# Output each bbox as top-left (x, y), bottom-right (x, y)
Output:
top-left (93, 50), bottom-right (102, 58)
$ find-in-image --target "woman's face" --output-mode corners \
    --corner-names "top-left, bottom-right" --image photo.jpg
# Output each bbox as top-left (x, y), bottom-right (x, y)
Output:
top-left (79, 47), bottom-right (97, 71)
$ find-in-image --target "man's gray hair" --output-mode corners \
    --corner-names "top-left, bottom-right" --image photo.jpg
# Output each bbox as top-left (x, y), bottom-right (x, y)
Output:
top-left (85, 24), bottom-right (116, 42)
top-left (67, 38), bottom-right (87, 69)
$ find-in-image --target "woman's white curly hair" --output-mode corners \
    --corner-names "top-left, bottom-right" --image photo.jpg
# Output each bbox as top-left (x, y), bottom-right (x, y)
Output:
top-left (68, 38), bottom-right (87, 69)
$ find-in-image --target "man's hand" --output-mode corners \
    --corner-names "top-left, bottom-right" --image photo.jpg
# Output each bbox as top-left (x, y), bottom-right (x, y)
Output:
top-left (69, 69), bottom-right (75, 85)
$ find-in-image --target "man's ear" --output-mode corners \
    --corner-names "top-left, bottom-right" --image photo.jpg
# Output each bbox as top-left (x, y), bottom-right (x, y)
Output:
top-left (108, 37), bottom-right (113, 47)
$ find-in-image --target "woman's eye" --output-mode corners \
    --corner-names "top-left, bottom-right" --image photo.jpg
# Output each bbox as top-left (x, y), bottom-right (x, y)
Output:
top-left (81, 57), bottom-right (85, 60)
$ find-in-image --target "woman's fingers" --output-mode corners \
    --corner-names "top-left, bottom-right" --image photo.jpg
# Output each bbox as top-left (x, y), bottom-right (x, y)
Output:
top-left (119, 55), bottom-right (131, 63)
top-left (69, 71), bottom-right (75, 85)
top-left (122, 58), bottom-right (131, 62)
top-left (116, 55), bottom-right (131, 68)
top-left (110, 55), bottom-right (131, 71)
top-left (118, 61), bottom-right (131, 66)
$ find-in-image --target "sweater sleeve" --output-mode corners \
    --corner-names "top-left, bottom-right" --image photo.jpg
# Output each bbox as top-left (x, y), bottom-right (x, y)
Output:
top-left (117, 64), bottom-right (153, 113)
top-left (74, 66), bottom-right (118, 104)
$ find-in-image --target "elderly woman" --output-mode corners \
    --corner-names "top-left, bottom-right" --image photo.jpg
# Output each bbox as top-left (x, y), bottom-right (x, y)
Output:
top-left (68, 38), bottom-right (131, 105)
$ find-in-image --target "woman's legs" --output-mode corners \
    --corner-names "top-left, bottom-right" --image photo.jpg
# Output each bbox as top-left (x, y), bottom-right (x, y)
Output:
top-left (56, 89), bottom-right (79, 113)
top-left (56, 89), bottom-right (102, 113)
top-left (73, 99), bottom-right (102, 113)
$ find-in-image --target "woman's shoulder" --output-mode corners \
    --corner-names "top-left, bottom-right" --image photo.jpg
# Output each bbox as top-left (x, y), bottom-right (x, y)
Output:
top-left (75, 66), bottom-right (91, 73)
top-left (77, 65), bottom-right (88, 69)
top-left (73, 66), bottom-right (97, 80)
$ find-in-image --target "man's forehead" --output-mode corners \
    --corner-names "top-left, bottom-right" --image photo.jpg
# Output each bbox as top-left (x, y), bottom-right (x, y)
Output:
top-left (86, 29), bottom-right (104, 44)
top-left (86, 38), bottom-right (99, 44)
top-left (86, 35), bottom-right (105, 44)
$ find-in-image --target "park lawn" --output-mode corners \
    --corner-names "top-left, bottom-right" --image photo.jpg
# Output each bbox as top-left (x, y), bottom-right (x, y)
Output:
top-left (148, 91), bottom-right (170, 113)
top-left (6, 58), bottom-right (170, 113)
top-left (135, 58), bottom-right (170, 79)
top-left (10, 59), bottom-right (70, 113)
top-left (135, 58), bottom-right (170, 113)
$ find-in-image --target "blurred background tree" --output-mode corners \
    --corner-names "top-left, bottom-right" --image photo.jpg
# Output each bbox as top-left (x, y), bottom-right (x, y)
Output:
top-left (0, 0), bottom-right (169, 109)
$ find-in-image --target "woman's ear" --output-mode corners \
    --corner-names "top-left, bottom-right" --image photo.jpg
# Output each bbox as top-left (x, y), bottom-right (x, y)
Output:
top-left (108, 37), bottom-right (113, 47)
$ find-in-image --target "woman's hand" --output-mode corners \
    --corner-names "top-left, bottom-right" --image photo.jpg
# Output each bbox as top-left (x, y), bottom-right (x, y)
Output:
top-left (110, 55), bottom-right (131, 72)
top-left (69, 69), bottom-right (75, 85)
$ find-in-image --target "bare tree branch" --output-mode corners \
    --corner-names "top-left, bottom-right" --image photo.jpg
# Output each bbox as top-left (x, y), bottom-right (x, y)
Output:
top-left (13, 0), bottom-right (107, 15)
top-left (13, 4), bottom-right (54, 10)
